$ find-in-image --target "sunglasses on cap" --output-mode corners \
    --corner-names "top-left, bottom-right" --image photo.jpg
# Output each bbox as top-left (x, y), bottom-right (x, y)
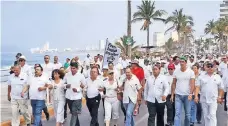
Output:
top-left (19, 59), bottom-right (25, 62)
top-left (207, 63), bottom-right (214, 68)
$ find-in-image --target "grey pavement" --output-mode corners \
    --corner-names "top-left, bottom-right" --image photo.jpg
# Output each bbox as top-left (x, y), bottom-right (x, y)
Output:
top-left (43, 102), bottom-right (228, 126)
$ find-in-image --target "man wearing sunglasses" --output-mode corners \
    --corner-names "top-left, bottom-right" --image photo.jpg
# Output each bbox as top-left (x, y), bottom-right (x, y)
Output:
top-left (194, 62), bottom-right (224, 126)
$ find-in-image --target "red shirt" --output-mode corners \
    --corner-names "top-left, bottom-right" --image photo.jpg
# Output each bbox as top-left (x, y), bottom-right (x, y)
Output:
top-left (131, 66), bottom-right (145, 82)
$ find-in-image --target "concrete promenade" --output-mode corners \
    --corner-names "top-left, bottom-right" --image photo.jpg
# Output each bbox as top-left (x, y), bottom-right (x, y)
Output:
top-left (1, 83), bottom-right (228, 126)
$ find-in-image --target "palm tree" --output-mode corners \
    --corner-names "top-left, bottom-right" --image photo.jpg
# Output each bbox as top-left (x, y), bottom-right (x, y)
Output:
top-left (163, 38), bottom-right (174, 54)
top-left (204, 19), bottom-right (216, 35)
top-left (165, 8), bottom-right (194, 46)
top-left (127, 0), bottom-right (132, 57)
top-left (115, 35), bottom-right (140, 56)
top-left (132, 0), bottom-right (166, 53)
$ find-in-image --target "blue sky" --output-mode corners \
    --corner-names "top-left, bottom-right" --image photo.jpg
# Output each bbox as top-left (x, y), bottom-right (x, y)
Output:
top-left (1, 0), bottom-right (221, 52)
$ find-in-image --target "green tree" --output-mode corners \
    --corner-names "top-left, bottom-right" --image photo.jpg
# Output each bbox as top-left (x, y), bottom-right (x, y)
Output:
top-left (132, 0), bottom-right (166, 53)
top-left (115, 35), bottom-right (140, 56)
top-left (205, 17), bottom-right (228, 53)
top-left (165, 8), bottom-right (194, 52)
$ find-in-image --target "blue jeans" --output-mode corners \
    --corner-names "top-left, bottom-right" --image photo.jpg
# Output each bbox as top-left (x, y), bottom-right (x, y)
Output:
top-left (124, 100), bottom-right (135, 126)
top-left (190, 97), bottom-right (197, 123)
top-left (174, 94), bottom-right (191, 126)
top-left (31, 100), bottom-right (45, 126)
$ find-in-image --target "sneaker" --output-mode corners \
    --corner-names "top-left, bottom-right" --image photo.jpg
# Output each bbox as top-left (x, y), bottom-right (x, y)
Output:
top-left (190, 122), bottom-right (194, 126)
top-left (197, 121), bottom-right (201, 124)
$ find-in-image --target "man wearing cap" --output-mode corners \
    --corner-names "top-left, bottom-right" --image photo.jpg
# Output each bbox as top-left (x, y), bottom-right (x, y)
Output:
top-left (14, 53), bottom-right (22, 66)
top-left (194, 61), bottom-right (224, 126)
top-left (218, 55), bottom-right (228, 111)
top-left (144, 64), bottom-right (169, 126)
top-left (64, 62), bottom-right (86, 126)
top-left (8, 65), bottom-right (31, 126)
top-left (165, 63), bottom-right (175, 126)
top-left (171, 56), bottom-right (195, 126)
top-left (18, 55), bottom-right (32, 76)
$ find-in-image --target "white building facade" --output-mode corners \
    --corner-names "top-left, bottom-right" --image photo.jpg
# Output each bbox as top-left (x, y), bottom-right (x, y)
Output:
top-left (220, 0), bottom-right (228, 18)
top-left (153, 32), bottom-right (165, 47)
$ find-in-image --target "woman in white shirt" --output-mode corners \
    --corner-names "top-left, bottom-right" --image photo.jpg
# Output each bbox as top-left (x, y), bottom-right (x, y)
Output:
top-left (103, 70), bottom-right (120, 126)
top-left (49, 69), bottom-right (66, 126)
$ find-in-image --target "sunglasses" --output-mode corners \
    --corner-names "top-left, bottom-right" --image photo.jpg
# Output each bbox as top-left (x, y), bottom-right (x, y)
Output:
top-left (207, 64), bottom-right (214, 68)
top-left (19, 60), bottom-right (24, 62)
top-left (109, 72), bottom-right (114, 75)
top-left (168, 68), bottom-right (174, 70)
top-left (44, 58), bottom-right (49, 59)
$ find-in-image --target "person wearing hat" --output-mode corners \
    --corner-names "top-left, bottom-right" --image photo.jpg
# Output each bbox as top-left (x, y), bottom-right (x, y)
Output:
top-left (131, 60), bottom-right (145, 116)
top-left (18, 55), bottom-right (32, 76)
top-left (165, 63), bottom-right (175, 126)
top-left (8, 65), bottom-right (31, 126)
top-left (100, 66), bottom-right (109, 117)
top-left (103, 70), bottom-right (120, 126)
top-left (171, 56), bottom-right (195, 126)
top-left (194, 61), bottom-right (224, 126)
top-left (14, 53), bottom-right (22, 66)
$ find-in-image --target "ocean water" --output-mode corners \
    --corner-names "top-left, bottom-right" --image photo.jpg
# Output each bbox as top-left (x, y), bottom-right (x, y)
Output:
top-left (0, 51), bottom-right (91, 70)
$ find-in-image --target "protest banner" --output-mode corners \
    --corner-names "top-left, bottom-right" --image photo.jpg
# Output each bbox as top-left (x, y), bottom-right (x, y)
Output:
top-left (102, 39), bottom-right (121, 68)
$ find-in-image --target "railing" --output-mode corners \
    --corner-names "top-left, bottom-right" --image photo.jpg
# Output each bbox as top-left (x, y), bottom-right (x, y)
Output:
top-left (1, 69), bottom-right (10, 83)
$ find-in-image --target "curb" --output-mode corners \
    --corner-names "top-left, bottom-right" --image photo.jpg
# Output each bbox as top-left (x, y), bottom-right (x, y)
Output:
top-left (1, 98), bottom-right (86, 126)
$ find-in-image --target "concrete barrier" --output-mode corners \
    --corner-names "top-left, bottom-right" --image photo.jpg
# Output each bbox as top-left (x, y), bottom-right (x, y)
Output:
top-left (0, 98), bottom-right (86, 126)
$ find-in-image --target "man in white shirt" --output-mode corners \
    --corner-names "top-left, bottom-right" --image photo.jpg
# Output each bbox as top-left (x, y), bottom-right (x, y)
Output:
top-left (64, 62), bottom-right (86, 126)
top-left (165, 63), bottom-right (175, 126)
top-left (8, 65), bottom-right (31, 126)
top-left (218, 55), bottom-right (228, 112)
top-left (187, 55), bottom-right (195, 69)
top-left (53, 56), bottom-right (62, 69)
top-left (173, 56), bottom-right (180, 70)
top-left (22, 65), bottom-right (51, 126)
top-left (144, 64), bottom-right (169, 126)
top-left (194, 62), bottom-right (224, 126)
top-left (18, 55), bottom-right (32, 76)
top-left (120, 67), bottom-right (142, 126)
top-left (84, 54), bottom-right (92, 66)
top-left (42, 55), bottom-right (54, 78)
top-left (143, 59), bottom-right (152, 80)
top-left (171, 56), bottom-right (195, 126)
top-left (85, 66), bottom-right (104, 126)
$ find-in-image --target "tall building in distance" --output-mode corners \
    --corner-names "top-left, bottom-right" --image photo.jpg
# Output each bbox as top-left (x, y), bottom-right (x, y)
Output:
top-left (99, 40), bottom-right (105, 50)
top-left (153, 32), bottom-right (165, 47)
top-left (220, 0), bottom-right (228, 18)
